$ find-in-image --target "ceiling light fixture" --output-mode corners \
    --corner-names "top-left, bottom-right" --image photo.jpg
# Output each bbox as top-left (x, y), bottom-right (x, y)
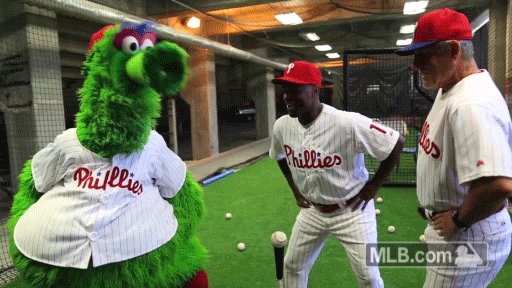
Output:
top-left (275, 12), bottom-right (303, 25)
top-left (403, 1), bottom-right (428, 15)
top-left (326, 53), bottom-right (340, 59)
top-left (396, 38), bottom-right (413, 46)
top-left (400, 24), bottom-right (416, 34)
top-left (299, 32), bottom-right (320, 41)
top-left (314, 45), bottom-right (332, 51)
top-left (185, 16), bottom-right (201, 28)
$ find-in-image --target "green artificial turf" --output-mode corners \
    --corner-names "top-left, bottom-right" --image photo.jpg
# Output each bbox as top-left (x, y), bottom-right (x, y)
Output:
top-left (3, 156), bottom-right (512, 288)
top-left (195, 157), bottom-right (512, 288)
top-left (366, 127), bottom-right (420, 185)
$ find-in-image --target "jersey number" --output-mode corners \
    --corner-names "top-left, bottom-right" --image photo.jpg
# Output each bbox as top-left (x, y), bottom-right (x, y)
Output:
top-left (369, 123), bottom-right (386, 134)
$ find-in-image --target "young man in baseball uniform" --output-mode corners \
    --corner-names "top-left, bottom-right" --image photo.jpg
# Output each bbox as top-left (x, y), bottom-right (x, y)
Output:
top-left (269, 60), bottom-right (405, 288)
top-left (396, 8), bottom-right (512, 288)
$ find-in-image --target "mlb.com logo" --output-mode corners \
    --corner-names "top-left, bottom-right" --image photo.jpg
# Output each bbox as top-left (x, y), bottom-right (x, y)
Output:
top-left (365, 242), bottom-right (488, 268)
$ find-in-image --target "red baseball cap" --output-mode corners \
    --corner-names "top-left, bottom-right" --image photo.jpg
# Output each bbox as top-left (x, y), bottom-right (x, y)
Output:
top-left (396, 8), bottom-right (473, 56)
top-left (272, 61), bottom-right (322, 87)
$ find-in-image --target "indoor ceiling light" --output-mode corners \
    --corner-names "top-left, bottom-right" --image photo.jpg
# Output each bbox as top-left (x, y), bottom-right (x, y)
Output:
top-left (314, 45), bottom-right (332, 51)
top-left (185, 16), bottom-right (201, 28)
top-left (396, 38), bottom-right (413, 46)
top-left (299, 32), bottom-right (320, 41)
top-left (403, 1), bottom-right (428, 15)
top-left (326, 52), bottom-right (340, 59)
top-left (275, 12), bottom-right (303, 25)
top-left (400, 24), bottom-right (416, 34)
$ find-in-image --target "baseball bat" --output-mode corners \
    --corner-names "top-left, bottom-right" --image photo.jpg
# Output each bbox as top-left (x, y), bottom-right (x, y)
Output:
top-left (271, 231), bottom-right (288, 288)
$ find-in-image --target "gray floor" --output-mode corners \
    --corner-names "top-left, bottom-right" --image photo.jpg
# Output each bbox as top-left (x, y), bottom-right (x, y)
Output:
top-left (178, 120), bottom-right (258, 161)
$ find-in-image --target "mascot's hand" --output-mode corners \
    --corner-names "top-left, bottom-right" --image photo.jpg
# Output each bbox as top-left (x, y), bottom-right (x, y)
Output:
top-left (169, 172), bottom-right (205, 237)
top-left (8, 161), bottom-right (40, 242)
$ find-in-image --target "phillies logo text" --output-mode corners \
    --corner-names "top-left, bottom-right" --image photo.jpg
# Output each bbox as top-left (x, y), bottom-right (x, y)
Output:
top-left (419, 122), bottom-right (440, 159)
top-left (73, 166), bottom-right (143, 194)
top-left (284, 145), bottom-right (342, 169)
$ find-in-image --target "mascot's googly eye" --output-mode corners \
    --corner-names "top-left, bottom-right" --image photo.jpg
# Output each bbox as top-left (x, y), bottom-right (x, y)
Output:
top-left (140, 38), bottom-right (154, 50)
top-left (122, 36), bottom-right (139, 54)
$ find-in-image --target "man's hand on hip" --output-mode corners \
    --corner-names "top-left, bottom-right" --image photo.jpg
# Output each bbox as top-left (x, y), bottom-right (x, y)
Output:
top-left (346, 181), bottom-right (379, 211)
top-left (432, 210), bottom-right (459, 237)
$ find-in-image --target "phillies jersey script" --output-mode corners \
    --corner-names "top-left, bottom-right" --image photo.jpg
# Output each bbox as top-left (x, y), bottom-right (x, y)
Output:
top-left (270, 104), bottom-right (399, 204)
top-left (14, 128), bottom-right (186, 268)
top-left (417, 70), bottom-right (512, 210)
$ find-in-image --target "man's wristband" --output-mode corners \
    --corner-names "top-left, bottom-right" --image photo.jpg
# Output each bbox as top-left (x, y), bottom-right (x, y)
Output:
top-left (452, 210), bottom-right (470, 230)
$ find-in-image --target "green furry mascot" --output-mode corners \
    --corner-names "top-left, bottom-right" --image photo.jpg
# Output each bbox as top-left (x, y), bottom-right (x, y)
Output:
top-left (8, 22), bottom-right (208, 288)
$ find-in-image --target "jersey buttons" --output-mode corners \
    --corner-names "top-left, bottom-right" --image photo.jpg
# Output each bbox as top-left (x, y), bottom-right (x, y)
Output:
top-left (88, 231), bottom-right (98, 241)
top-left (100, 195), bottom-right (109, 204)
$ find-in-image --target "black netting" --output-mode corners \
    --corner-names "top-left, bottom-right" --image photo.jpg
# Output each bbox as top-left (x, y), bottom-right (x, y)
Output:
top-left (343, 49), bottom-right (435, 186)
top-left (0, 214), bottom-right (17, 286)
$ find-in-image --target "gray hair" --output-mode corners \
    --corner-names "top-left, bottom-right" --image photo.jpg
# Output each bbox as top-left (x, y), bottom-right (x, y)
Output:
top-left (459, 40), bottom-right (474, 59)
top-left (434, 40), bottom-right (474, 59)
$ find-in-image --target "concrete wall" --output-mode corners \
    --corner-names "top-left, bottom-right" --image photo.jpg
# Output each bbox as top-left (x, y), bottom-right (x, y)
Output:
top-left (1, 3), bottom-right (65, 191)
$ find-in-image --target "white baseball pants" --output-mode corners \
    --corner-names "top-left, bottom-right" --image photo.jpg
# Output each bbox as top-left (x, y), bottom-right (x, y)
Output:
top-left (284, 200), bottom-right (384, 288)
top-left (423, 208), bottom-right (512, 288)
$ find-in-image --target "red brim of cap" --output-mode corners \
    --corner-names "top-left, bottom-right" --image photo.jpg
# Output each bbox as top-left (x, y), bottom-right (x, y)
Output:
top-left (395, 41), bottom-right (438, 56)
top-left (271, 76), bottom-right (319, 86)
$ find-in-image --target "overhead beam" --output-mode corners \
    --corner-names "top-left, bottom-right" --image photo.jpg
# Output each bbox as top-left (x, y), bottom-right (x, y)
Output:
top-left (20, 0), bottom-right (288, 70)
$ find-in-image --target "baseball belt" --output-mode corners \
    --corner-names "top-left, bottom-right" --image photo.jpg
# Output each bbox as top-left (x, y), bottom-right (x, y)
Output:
top-left (310, 201), bottom-right (341, 213)
top-left (417, 206), bottom-right (447, 221)
top-left (417, 204), bottom-right (506, 222)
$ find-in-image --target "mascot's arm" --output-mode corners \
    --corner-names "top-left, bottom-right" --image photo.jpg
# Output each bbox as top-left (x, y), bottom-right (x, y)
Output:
top-left (168, 171), bottom-right (205, 238)
top-left (7, 161), bottom-right (40, 250)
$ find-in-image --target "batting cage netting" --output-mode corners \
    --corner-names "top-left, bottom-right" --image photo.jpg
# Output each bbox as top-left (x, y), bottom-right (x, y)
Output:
top-left (343, 49), bottom-right (435, 186)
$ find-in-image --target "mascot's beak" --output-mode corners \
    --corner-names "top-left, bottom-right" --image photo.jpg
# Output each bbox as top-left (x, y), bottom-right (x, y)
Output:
top-left (124, 42), bottom-right (189, 96)
top-left (126, 53), bottom-right (148, 85)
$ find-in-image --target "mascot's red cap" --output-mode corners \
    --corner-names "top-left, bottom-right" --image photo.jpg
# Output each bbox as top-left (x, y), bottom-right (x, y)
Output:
top-left (88, 25), bottom-right (115, 51)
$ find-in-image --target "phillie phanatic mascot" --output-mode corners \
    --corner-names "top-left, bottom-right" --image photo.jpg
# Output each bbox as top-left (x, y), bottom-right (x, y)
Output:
top-left (8, 22), bottom-right (208, 287)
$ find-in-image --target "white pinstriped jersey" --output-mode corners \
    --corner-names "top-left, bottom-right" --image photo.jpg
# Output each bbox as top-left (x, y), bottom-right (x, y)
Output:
top-left (269, 104), bottom-right (400, 204)
top-left (13, 128), bottom-right (186, 269)
top-left (417, 70), bottom-right (512, 211)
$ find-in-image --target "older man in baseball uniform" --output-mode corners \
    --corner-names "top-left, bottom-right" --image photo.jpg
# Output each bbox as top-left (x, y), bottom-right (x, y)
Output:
top-left (269, 60), bottom-right (405, 288)
top-left (396, 8), bottom-right (512, 288)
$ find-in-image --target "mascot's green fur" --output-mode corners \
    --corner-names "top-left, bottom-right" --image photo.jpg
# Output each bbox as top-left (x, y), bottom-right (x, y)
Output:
top-left (8, 22), bottom-right (208, 288)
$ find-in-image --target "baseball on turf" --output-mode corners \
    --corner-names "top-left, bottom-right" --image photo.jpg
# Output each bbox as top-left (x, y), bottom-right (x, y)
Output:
top-left (375, 209), bottom-right (381, 215)
top-left (237, 242), bottom-right (246, 251)
top-left (225, 212), bottom-right (232, 220)
top-left (387, 225), bottom-right (396, 233)
top-left (419, 234), bottom-right (425, 242)
top-left (376, 197), bottom-right (383, 203)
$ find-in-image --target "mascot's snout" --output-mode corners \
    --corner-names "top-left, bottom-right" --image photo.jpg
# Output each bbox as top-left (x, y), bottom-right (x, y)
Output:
top-left (126, 41), bottom-right (189, 96)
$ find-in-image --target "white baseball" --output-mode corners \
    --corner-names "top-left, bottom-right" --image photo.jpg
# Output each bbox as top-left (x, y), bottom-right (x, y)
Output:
top-left (375, 208), bottom-right (381, 215)
top-left (387, 225), bottom-right (396, 233)
top-left (237, 242), bottom-right (246, 251)
top-left (419, 234), bottom-right (425, 242)
top-left (376, 197), bottom-right (383, 203)
top-left (225, 212), bottom-right (232, 220)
